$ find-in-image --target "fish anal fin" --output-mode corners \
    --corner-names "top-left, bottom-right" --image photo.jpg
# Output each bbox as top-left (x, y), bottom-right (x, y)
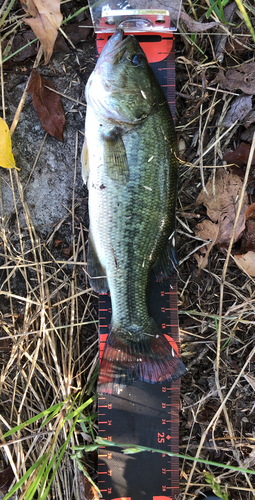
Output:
top-left (81, 136), bottom-right (89, 185)
top-left (153, 233), bottom-right (178, 284)
top-left (102, 126), bottom-right (129, 184)
top-left (87, 233), bottom-right (109, 293)
top-left (98, 326), bottom-right (187, 394)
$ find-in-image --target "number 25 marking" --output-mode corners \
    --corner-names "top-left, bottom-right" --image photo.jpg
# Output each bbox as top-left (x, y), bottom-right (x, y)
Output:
top-left (158, 432), bottom-right (165, 443)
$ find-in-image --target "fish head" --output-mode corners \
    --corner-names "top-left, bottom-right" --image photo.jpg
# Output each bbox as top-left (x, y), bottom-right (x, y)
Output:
top-left (86, 29), bottom-right (161, 124)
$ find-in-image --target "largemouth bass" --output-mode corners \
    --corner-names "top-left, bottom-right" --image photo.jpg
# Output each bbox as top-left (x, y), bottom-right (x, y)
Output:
top-left (82, 29), bottom-right (186, 393)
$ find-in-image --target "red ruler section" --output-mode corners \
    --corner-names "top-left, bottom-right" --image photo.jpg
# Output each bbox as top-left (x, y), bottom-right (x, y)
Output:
top-left (96, 32), bottom-right (173, 63)
top-left (97, 32), bottom-right (180, 500)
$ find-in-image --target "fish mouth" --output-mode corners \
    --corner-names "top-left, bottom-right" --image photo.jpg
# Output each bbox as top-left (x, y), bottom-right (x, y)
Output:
top-left (109, 29), bottom-right (125, 45)
top-left (100, 29), bottom-right (133, 62)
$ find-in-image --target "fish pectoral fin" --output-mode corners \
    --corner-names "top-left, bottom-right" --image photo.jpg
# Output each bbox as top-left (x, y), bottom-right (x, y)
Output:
top-left (152, 233), bottom-right (178, 283)
top-left (87, 233), bottom-right (109, 293)
top-left (81, 136), bottom-right (89, 185)
top-left (102, 127), bottom-right (129, 183)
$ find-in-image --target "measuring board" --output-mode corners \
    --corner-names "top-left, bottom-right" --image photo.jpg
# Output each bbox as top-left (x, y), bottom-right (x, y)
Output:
top-left (97, 32), bottom-right (181, 500)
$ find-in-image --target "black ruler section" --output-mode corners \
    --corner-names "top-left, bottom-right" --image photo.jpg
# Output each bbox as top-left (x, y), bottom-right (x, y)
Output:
top-left (98, 277), bottom-right (180, 500)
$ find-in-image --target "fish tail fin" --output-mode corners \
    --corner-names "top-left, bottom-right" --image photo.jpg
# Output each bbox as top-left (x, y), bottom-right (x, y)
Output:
top-left (98, 325), bottom-right (187, 394)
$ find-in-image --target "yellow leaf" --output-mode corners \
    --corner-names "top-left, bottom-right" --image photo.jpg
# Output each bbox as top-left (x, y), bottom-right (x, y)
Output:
top-left (0, 117), bottom-right (17, 169)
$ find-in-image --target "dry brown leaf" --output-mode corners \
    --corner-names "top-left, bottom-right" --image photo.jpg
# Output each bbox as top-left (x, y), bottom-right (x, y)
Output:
top-left (0, 466), bottom-right (15, 493)
top-left (4, 21), bottom-right (91, 68)
top-left (54, 239), bottom-right (63, 248)
top-left (8, 31), bottom-right (37, 63)
top-left (194, 220), bottom-right (219, 269)
top-left (245, 203), bottom-right (255, 221)
top-left (226, 163), bottom-right (255, 192)
top-left (194, 252), bottom-right (209, 269)
top-left (243, 218), bottom-right (255, 253)
top-left (249, 350), bottom-right (255, 362)
top-left (20, 0), bottom-right (62, 64)
top-left (54, 21), bottom-right (91, 53)
top-left (222, 95), bottom-right (252, 127)
top-left (232, 203), bottom-right (255, 277)
top-left (61, 244), bottom-right (72, 258)
top-left (27, 69), bottom-right (65, 141)
top-left (243, 109), bottom-right (255, 129)
top-left (223, 142), bottom-right (255, 167)
top-left (211, 62), bottom-right (255, 94)
top-left (242, 447), bottom-right (255, 469)
top-left (195, 170), bottom-right (249, 247)
top-left (225, 23), bottom-right (252, 57)
top-left (241, 125), bottom-right (255, 142)
top-left (239, 202), bottom-right (255, 251)
top-left (77, 468), bottom-right (100, 500)
top-left (194, 219), bottom-right (219, 252)
top-left (234, 251), bottom-right (255, 276)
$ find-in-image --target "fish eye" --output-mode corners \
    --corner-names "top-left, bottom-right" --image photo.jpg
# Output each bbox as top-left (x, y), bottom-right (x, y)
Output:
top-left (131, 54), bottom-right (145, 66)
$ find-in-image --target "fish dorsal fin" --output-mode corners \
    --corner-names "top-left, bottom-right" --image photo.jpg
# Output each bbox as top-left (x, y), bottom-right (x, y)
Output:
top-left (81, 136), bottom-right (89, 185)
top-left (102, 126), bottom-right (129, 184)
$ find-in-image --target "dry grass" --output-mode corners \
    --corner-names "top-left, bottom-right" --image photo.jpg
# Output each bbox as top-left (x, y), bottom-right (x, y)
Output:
top-left (0, 0), bottom-right (255, 499)
top-left (177, 3), bottom-right (255, 496)
top-left (0, 5), bottom-right (98, 495)
top-left (0, 164), bottom-right (99, 498)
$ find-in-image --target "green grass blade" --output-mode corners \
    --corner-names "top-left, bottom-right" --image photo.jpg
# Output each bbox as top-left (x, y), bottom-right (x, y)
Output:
top-left (38, 417), bottom-right (79, 500)
top-left (66, 394), bottom-right (97, 420)
top-left (206, 0), bottom-right (220, 19)
top-left (37, 446), bottom-right (64, 497)
top-left (2, 402), bottom-right (67, 439)
top-left (183, 34), bottom-right (208, 61)
top-left (39, 394), bottom-right (75, 428)
top-left (3, 453), bottom-right (49, 500)
top-left (205, 472), bottom-right (229, 499)
top-left (37, 397), bottom-right (80, 498)
top-left (235, 0), bottom-right (255, 43)
top-left (77, 412), bottom-right (97, 423)
top-left (85, 366), bottom-right (98, 395)
top-left (75, 455), bottom-right (102, 497)
top-left (25, 460), bottom-right (49, 500)
top-left (2, 38), bottom-right (38, 64)
top-left (0, 0), bottom-right (17, 29)
top-left (95, 437), bottom-right (255, 476)
top-left (72, 443), bottom-right (99, 452)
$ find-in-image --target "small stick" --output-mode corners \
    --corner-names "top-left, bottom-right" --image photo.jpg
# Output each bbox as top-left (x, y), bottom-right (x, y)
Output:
top-left (0, 35), bottom-right (5, 121)
top-left (10, 45), bottom-right (43, 136)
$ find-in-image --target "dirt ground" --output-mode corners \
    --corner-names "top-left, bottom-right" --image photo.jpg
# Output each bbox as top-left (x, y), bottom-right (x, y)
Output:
top-left (0, 1), bottom-right (255, 499)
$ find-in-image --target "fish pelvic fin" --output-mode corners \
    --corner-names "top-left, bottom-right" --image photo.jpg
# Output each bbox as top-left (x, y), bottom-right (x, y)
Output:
top-left (98, 324), bottom-right (187, 394)
top-left (153, 233), bottom-right (178, 284)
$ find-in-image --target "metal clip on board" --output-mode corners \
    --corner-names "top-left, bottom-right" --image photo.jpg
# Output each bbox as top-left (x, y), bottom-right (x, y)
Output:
top-left (87, 1), bottom-right (183, 498)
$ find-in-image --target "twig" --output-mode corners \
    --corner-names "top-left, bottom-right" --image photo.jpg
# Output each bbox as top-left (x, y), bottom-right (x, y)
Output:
top-left (10, 46), bottom-right (43, 136)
